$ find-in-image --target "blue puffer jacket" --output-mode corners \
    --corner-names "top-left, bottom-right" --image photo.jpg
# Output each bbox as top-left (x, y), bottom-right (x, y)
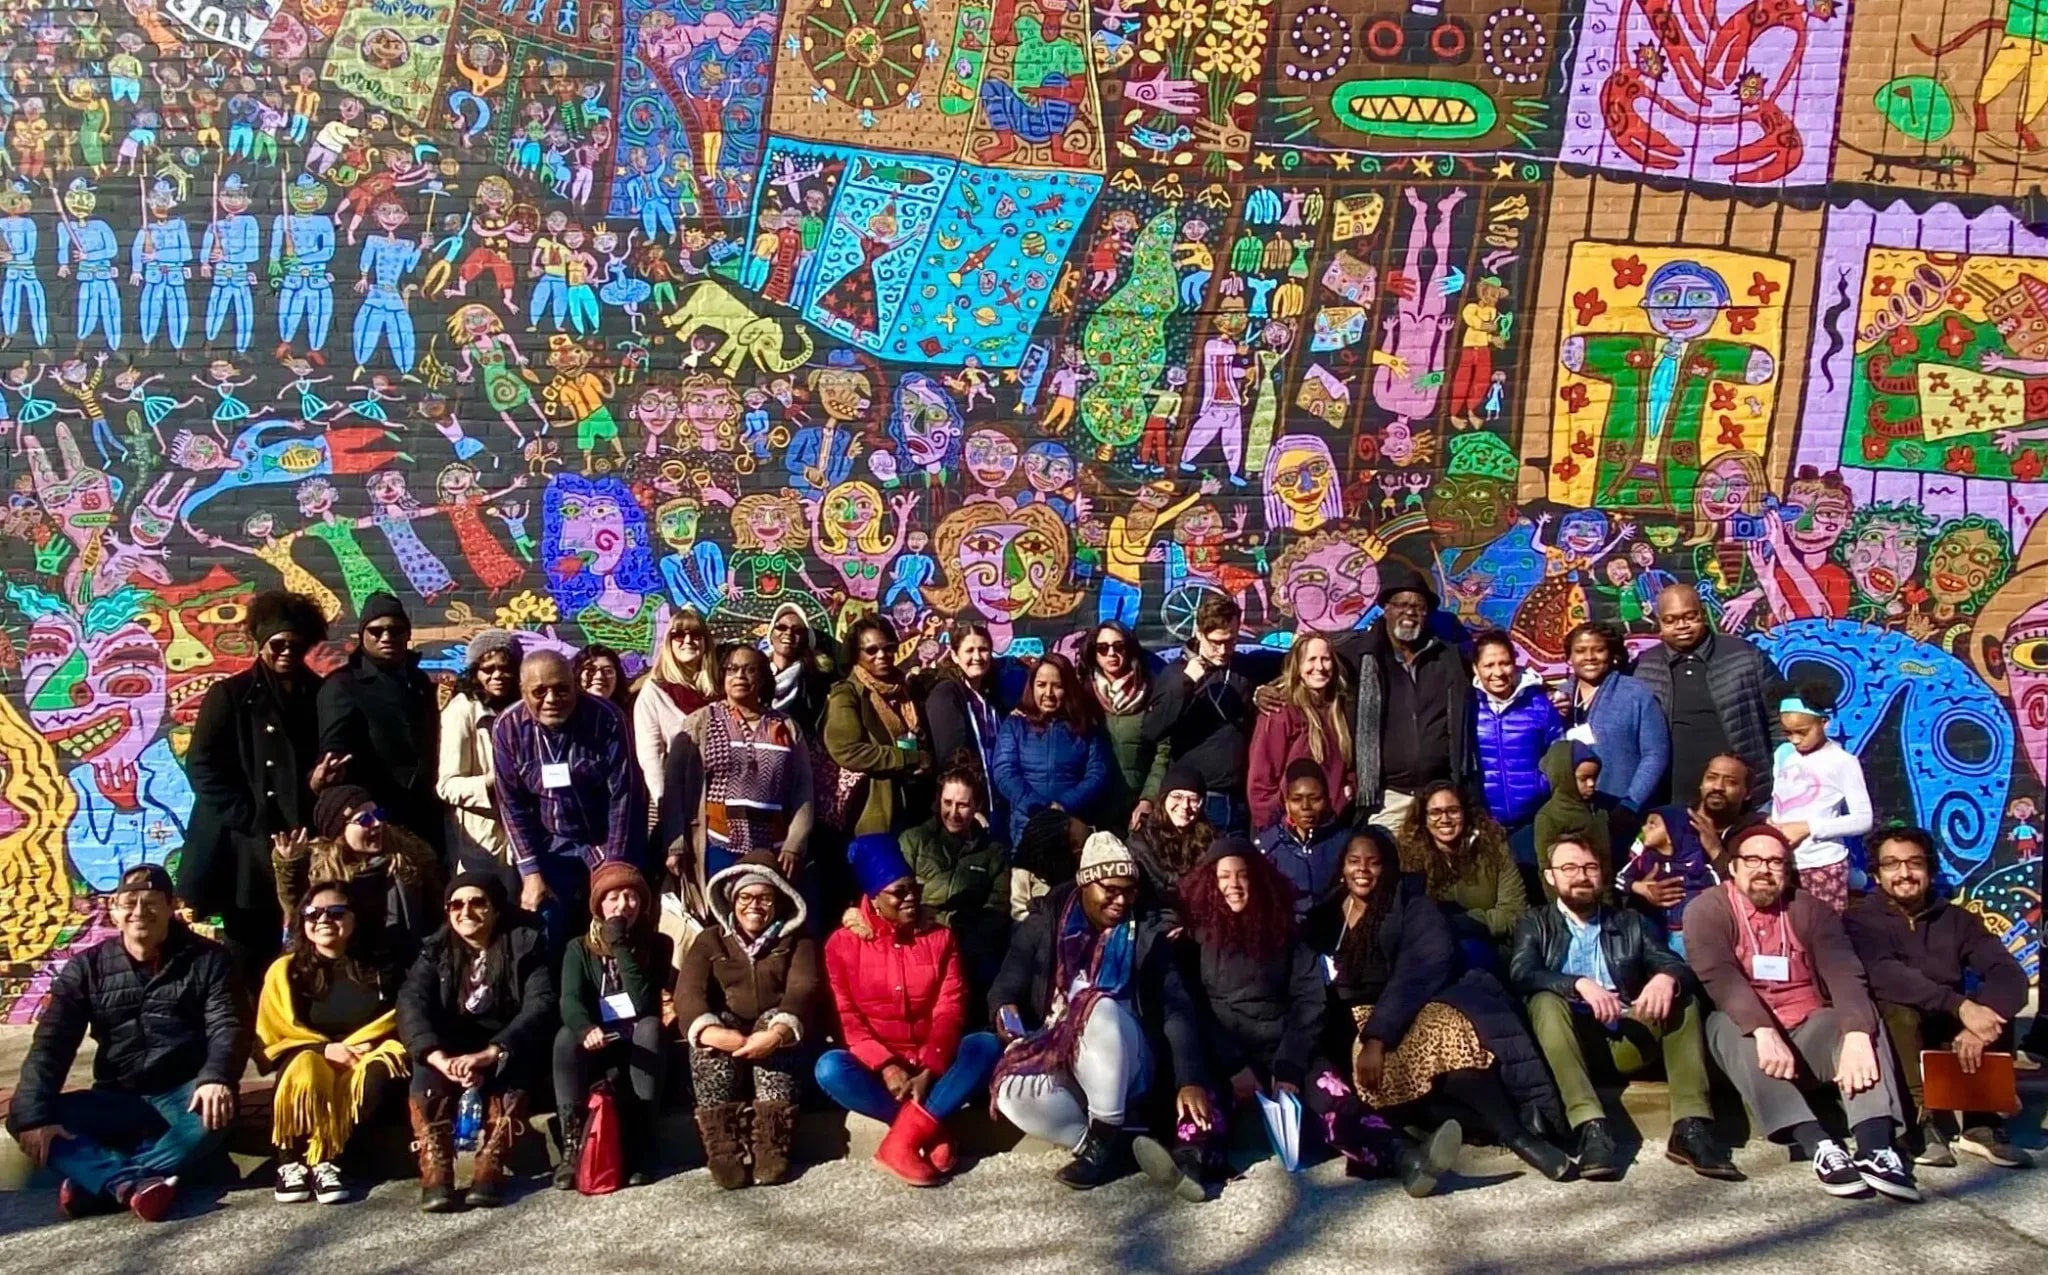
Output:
top-left (1474, 673), bottom-right (1564, 827)
top-left (993, 712), bottom-right (1112, 846)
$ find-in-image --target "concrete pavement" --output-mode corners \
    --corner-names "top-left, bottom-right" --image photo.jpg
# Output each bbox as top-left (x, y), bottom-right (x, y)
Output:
top-left (0, 1130), bottom-right (2042, 1275)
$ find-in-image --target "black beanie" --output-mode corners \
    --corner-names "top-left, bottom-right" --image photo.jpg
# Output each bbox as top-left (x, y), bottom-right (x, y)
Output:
top-left (1160, 763), bottom-right (1206, 801)
top-left (359, 592), bottom-right (410, 631)
top-left (312, 784), bottom-right (377, 839)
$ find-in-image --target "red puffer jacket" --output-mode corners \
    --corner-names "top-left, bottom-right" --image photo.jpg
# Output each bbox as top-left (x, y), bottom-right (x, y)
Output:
top-left (824, 898), bottom-right (969, 1075)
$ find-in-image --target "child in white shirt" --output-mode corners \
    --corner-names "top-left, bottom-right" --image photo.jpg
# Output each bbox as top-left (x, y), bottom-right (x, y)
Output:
top-left (1770, 682), bottom-right (1871, 913)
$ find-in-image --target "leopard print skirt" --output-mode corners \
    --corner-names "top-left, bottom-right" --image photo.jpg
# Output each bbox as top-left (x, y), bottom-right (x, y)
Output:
top-left (1351, 1001), bottom-right (1495, 1109)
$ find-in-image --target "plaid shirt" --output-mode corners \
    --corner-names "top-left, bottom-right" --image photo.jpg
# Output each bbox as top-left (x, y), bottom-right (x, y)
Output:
top-left (491, 695), bottom-right (640, 875)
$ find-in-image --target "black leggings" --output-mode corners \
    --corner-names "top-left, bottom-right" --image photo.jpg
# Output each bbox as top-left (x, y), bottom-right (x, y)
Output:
top-left (1393, 1066), bottom-right (1523, 1144)
top-left (552, 1018), bottom-right (663, 1113)
top-left (410, 1056), bottom-right (535, 1116)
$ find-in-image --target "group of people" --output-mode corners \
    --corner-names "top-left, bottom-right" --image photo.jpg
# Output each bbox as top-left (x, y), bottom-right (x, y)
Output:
top-left (6, 573), bottom-right (2037, 1222)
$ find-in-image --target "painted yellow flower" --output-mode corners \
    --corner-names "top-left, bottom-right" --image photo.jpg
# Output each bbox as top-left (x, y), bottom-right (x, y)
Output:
top-left (495, 591), bottom-right (559, 627)
top-left (1193, 29), bottom-right (1234, 74)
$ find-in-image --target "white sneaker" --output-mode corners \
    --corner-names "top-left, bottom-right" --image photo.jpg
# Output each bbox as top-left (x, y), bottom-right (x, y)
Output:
top-left (273, 1161), bottom-right (311, 1204)
top-left (310, 1162), bottom-right (347, 1205)
top-left (1853, 1146), bottom-right (1922, 1203)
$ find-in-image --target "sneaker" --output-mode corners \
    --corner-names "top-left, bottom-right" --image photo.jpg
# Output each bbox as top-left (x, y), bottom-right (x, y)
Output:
top-left (1853, 1147), bottom-right (1922, 1202)
top-left (1811, 1139), bottom-right (1870, 1197)
top-left (56, 1179), bottom-right (114, 1221)
top-left (1955, 1126), bottom-right (2031, 1170)
top-left (310, 1162), bottom-right (348, 1205)
top-left (273, 1160), bottom-right (312, 1204)
top-left (1913, 1119), bottom-right (1956, 1168)
top-left (126, 1176), bottom-right (177, 1222)
top-left (2014, 1050), bottom-right (2043, 1073)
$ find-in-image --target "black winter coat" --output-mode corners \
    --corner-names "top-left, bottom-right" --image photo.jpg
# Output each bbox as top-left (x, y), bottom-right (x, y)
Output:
top-left (318, 649), bottom-right (443, 850)
top-left (180, 666), bottom-right (324, 915)
top-left (1193, 937), bottom-right (1325, 1087)
top-left (1842, 893), bottom-right (2029, 1020)
top-left (988, 882), bottom-right (1207, 1089)
top-left (7, 926), bottom-right (250, 1134)
top-left (1331, 623), bottom-right (1476, 815)
top-left (1140, 658), bottom-right (1254, 798)
top-left (1628, 633), bottom-right (1781, 810)
top-left (1305, 875), bottom-right (1562, 1126)
top-left (1507, 904), bottom-right (1691, 1004)
top-left (398, 918), bottom-right (558, 1070)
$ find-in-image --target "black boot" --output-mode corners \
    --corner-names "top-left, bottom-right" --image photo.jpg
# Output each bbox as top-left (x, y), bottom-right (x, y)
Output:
top-left (1574, 1117), bottom-right (1621, 1181)
top-left (1131, 1134), bottom-right (1206, 1202)
top-left (622, 1102), bottom-right (654, 1187)
top-left (1056, 1120), bottom-right (1126, 1190)
top-left (1507, 1130), bottom-right (1575, 1182)
top-left (553, 1106), bottom-right (585, 1191)
top-left (1397, 1119), bottom-right (1463, 1198)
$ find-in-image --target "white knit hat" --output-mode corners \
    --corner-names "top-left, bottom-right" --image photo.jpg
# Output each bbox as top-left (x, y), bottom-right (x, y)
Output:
top-left (1074, 831), bottom-right (1137, 886)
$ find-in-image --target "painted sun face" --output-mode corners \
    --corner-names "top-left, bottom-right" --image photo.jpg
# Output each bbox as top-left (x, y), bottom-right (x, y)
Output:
top-left (1280, 540), bottom-right (1379, 632)
top-left (1925, 526), bottom-right (2003, 609)
top-left (964, 430), bottom-right (1018, 489)
top-left (24, 611), bottom-right (166, 805)
top-left (958, 521), bottom-right (1059, 622)
top-left (557, 492), bottom-right (627, 577)
top-left (1847, 521), bottom-right (1921, 606)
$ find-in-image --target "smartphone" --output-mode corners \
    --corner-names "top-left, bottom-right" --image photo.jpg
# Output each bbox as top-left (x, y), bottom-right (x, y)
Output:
top-left (997, 1006), bottom-right (1025, 1038)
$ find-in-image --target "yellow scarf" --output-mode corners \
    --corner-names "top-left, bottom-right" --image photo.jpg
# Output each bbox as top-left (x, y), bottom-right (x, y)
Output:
top-left (255, 956), bottom-right (410, 1165)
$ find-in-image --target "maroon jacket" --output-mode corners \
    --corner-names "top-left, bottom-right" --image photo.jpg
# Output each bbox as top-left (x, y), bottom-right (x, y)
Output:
top-left (1842, 893), bottom-right (2028, 1020)
top-left (1682, 885), bottom-right (1878, 1035)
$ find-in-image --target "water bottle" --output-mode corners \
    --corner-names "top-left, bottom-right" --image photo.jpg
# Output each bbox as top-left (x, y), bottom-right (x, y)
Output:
top-left (455, 1086), bottom-right (483, 1152)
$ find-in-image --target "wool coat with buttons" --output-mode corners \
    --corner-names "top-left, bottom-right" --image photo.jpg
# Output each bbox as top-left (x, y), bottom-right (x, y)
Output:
top-left (180, 666), bottom-right (326, 916)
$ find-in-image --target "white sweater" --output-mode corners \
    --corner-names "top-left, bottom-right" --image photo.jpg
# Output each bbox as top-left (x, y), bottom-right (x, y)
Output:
top-left (1770, 739), bottom-right (1871, 870)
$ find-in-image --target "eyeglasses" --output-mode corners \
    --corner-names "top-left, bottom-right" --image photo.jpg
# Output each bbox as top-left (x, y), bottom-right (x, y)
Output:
top-left (876, 882), bottom-right (923, 901)
top-left (350, 806), bottom-right (386, 828)
top-left (859, 644), bottom-right (888, 657)
top-left (1876, 857), bottom-right (1929, 873)
top-left (671, 630), bottom-right (704, 646)
top-left (1093, 640), bottom-right (1128, 655)
top-left (722, 662), bottom-right (758, 677)
top-left (1425, 807), bottom-right (1463, 822)
top-left (446, 897), bottom-right (493, 915)
top-left (734, 891), bottom-right (779, 909)
top-left (111, 890), bottom-right (167, 911)
top-left (302, 903), bottom-right (352, 923)
top-left (1550, 863), bottom-right (1603, 878)
top-left (1384, 597), bottom-right (1430, 614)
top-left (530, 684), bottom-right (575, 700)
top-left (1732, 855), bottom-right (1785, 872)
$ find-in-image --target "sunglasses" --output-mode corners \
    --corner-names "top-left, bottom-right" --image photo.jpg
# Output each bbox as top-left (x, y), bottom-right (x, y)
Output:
top-left (1093, 641), bottom-right (1128, 654)
top-left (771, 621), bottom-right (804, 634)
top-left (670, 630), bottom-right (705, 645)
top-left (364, 624), bottom-right (409, 640)
top-left (263, 636), bottom-right (310, 655)
top-left (350, 806), bottom-right (387, 828)
top-left (447, 896), bottom-right (493, 915)
top-left (302, 903), bottom-right (352, 923)
top-left (859, 644), bottom-right (889, 656)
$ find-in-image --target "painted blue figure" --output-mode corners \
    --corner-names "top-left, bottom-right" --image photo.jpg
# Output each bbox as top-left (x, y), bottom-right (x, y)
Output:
top-left (783, 418), bottom-right (856, 505)
top-left (200, 174), bottom-right (260, 352)
top-left (131, 179), bottom-right (191, 349)
top-left (624, 151), bottom-right (674, 241)
top-left (272, 173), bottom-right (336, 354)
top-left (0, 180), bottom-right (50, 347)
top-left (884, 536), bottom-right (935, 607)
top-left (58, 180), bottom-right (123, 349)
top-left (351, 195), bottom-right (425, 373)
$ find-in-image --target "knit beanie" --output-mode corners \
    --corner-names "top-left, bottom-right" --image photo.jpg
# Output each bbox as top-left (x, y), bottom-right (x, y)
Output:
top-left (1160, 763), bottom-right (1206, 802)
top-left (312, 784), bottom-right (377, 839)
top-left (847, 833), bottom-right (914, 899)
top-left (1075, 831), bottom-right (1138, 887)
top-left (359, 592), bottom-right (410, 632)
top-left (466, 627), bottom-right (522, 669)
top-left (587, 860), bottom-right (651, 916)
top-left (445, 870), bottom-right (511, 915)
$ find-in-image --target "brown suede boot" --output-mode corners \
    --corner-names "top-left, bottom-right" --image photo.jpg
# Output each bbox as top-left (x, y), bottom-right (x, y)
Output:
top-left (695, 1101), bottom-right (750, 1189)
top-left (466, 1090), bottom-right (528, 1208)
top-left (751, 1099), bottom-right (797, 1186)
top-left (409, 1097), bottom-right (458, 1214)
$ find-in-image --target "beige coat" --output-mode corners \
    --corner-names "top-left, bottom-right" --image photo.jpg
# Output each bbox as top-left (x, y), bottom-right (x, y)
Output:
top-left (435, 692), bottom-right (508, 864)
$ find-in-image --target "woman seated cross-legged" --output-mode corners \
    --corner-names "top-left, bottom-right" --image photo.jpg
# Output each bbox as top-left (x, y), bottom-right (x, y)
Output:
top-left (256, 882), bottom-right (411, 1207)
top-left (816, 833), bottom-right (1001, 1186)
top-left (552, 861), bottom-right (672, 1191)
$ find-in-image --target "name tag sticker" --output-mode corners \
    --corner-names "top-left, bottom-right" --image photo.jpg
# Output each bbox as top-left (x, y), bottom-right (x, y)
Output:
top-left (600, 992), bottom-right (637, 1022)
top-left (1751, 954), bottom-right (1790, 983)
top-left (542, 762), bottom-right (573, 789)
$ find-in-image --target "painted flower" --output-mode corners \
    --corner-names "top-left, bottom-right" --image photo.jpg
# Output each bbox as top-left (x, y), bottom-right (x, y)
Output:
top-left (1888, 325), bottom-right (1918, 356)
top-left (1572, 287), bottom-right (1608, 325)
top-left (1942, 444), bottom-right (1977, 475)
top-left (1936, 314), bottom-right (1973, 359)
top-left (1560, 382), bottom-right (1590, 413)
top-left (1552, 455), bottom-right (1581, 482)
top-left (1633, 43), bottom-right (1666, 79)
top-left (1748, 272), bottom-right (1781, 305)
top-left (2014, 448), bottom-right (2045, 482)
top-left (1725, 307), bottom-right (1758, 334)
top-left (1611, 254), bottom-right (1646, 288)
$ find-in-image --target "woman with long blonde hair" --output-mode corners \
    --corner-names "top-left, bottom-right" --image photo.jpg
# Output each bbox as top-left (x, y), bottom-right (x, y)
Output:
top-left (1246, 633), bottom-right (1355, 828)
top-left (635, 608), bottom-right (716, 842)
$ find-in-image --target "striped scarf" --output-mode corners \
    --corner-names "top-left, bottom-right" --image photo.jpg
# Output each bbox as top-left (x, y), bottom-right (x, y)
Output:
top-left (702, 703), bottom-right (797, 858)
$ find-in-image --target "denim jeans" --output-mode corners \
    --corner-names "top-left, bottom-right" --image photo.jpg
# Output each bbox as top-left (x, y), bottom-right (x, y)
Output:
top-left (1203, 791), bottom-right (1248, 836)
top-left (46, 1080), bottom-right (228, 1196)
top-left (814, 1032), bottom-right (1002, 1123)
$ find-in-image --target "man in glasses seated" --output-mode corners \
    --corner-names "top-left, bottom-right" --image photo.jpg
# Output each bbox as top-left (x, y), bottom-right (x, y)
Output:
top-left (1686, 823), bottom-right (1917, 1202)
top-left (491, 650), bottom-right (641, 955)
top-left (1508, 836), bottom-right (1737, 1182)
top-left (1843, 826), bottom-right (2032, 1170)
top-left (317, 592), bottom-right (444, 858)
top-left (7, 866), bottom-right (250, 1222)
top-left (181, 589), bottom-right (348, 987)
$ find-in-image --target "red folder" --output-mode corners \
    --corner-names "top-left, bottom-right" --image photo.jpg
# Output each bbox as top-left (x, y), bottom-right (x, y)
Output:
top-left (1920, 1051), bottom-right (2021, 1116)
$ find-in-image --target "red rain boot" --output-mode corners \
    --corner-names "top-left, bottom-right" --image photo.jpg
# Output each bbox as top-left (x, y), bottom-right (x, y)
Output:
top-left (875, 1101), bottom-right (943, 1186)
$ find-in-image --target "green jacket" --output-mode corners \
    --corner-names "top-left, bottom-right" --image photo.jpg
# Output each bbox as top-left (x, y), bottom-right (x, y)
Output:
top-left (899, 816), bottom-right (1012, 978)
top-left (559, 929), bottom-right (673, 1038)
top-left (1532, 739), bottom-right (1612, 892)
top-left (823, 679), bottom-right (931, 836)
top-left (1102, 703), bottom-right (1168, 819)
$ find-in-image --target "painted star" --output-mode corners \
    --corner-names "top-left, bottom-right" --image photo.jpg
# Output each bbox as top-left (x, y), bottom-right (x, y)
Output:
top-left (1410, 157), bottom-right (1434, 176)
top-left (1331, 152), bottom-right (1354, 172)
top-left (1493, 160), bottom-right (1517, 179)
top-left (937, 307), bottom-right (959, 332)
top-left (1253, 152), bottom-right (1276, 171)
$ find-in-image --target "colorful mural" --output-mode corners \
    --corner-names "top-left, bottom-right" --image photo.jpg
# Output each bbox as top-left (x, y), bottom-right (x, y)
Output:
top-left (0, 0), bottom-right (2041, 1017)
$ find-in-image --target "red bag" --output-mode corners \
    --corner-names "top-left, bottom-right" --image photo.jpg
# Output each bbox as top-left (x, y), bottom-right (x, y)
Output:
top-left (576, 1084), bottom-right (624, 1195)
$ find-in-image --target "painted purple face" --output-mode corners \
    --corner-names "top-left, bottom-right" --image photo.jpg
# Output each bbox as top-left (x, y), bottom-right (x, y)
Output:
top-left (24, 611), bottom-right (166, 809)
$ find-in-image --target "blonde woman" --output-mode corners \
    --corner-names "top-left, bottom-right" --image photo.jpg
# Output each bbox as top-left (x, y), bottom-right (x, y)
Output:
top-left (1246, 633), bottom-right (1355, 828)
top-left (635, 607), bottom-right (715, 843)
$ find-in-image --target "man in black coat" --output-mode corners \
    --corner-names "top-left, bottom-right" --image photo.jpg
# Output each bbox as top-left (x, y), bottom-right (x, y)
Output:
top-left (317, 593), bottom-right (444, 854)
top-left (1843, 827), bottom-right (2032, 1169)
top-left (180, 590), bottom-right (341, 985)
top-left (7, 867), bottom-right (250, 1222)
top-left (1322, 563), bottom-right (1476, 831)
top-left (1510, 837), bottom-right (1737, 1181)
top-left (1628, 584), bottom-right (1781, 810)
top-left (988, 833), bottom-right (1209, 1198)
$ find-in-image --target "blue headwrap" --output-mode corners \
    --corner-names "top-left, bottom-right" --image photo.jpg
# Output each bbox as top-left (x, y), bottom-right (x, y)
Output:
top-left (847, 833), bottom-right (913, 899)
